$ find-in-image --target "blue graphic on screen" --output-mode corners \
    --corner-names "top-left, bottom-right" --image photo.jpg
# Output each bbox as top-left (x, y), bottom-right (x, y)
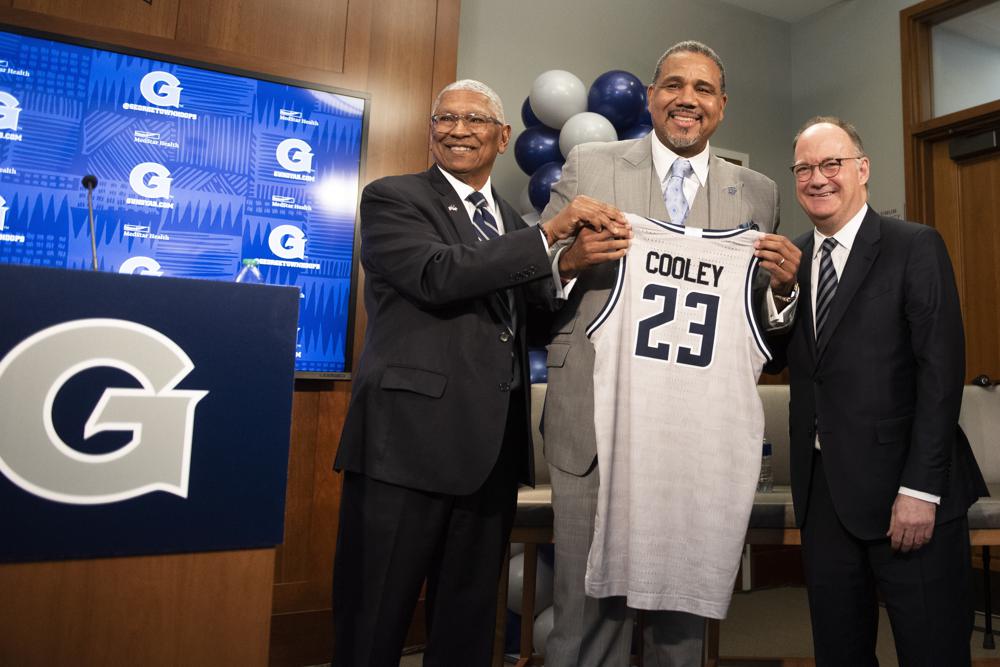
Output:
top-left (0, 30), bottom-right (365, 374)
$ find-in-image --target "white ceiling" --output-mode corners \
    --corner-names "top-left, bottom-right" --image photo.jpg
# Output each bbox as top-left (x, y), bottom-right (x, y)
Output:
top-left (718, 0), bottom-right (846, 23)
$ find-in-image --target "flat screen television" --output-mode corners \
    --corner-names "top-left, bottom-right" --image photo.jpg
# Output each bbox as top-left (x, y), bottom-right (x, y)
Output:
top-left (0, 25), bottom-right (368, 379)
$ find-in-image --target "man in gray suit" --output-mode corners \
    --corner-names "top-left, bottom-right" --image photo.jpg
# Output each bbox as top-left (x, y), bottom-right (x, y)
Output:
top-left (540, 41), bottom-right (801, 666)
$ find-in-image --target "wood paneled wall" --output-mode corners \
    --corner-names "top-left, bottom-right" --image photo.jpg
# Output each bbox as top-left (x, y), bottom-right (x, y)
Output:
top-left (0, 1), bottom-right (459, 664)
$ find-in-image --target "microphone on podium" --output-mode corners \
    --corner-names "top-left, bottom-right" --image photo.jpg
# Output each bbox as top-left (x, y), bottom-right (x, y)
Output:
top-left (81, 174), bottom-right (98, 271)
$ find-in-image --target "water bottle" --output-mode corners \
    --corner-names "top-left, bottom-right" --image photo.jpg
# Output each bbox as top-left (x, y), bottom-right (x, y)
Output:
top-left (235, 258), bottom-right (263, 284)
top-left (757, 438), bottom-right (773, 493)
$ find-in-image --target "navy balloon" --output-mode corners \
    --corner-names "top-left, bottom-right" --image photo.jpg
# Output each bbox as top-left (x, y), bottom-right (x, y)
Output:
top-left (587, 70), bottom-right (646, 130)
top-left (521, 97), bottom-right (543, 128)
top-left (618, 123), bottom-right (652, 141)
top-left (514, 126), bottom-right (561, 176)
top-left (637, 86), bottom-right (652, 126)
top-left (528, 161), bottom-right (564, 213)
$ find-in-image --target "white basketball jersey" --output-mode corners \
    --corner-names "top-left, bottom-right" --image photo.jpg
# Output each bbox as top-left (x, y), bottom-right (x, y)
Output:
top-left (584, 213), bottom-right (770, 618)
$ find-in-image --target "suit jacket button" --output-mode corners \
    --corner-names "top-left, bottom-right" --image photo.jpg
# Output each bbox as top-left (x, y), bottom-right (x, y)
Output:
top-left (499, 382), bottom-right (510, 392)
top-left (499, 331), bottom-right (511, 343)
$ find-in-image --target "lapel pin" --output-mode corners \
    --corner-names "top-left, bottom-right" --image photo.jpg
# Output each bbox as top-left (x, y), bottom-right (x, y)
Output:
top-left (727, 186), bottom-right (737, 195)
top-left (448, 205), bottom-right (459, 212)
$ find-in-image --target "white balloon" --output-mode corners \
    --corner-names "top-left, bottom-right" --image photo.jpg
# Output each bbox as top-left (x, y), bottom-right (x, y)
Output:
top-left (533, 605), bottom-right (555, 656)
top-left (529, 70), bottom-right (587, 129)
top-left (519, 183), bottom-right (535, 215)
top-left (506, 552), bottom-right (555, 616)
top-left (558, 112), bottom-right (618, 159)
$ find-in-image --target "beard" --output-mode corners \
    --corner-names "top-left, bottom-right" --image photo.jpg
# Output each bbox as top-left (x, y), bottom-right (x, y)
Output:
top-left (666, 129), bottom-right (700, 150)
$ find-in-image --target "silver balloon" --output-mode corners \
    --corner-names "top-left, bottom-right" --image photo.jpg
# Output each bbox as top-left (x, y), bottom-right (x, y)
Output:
top-left (506, 552), bottom-right (554, 616)
top-left (533, 605), bottom-right (555, 656)
top-left (522, 211), bottom-right (541, 226)
top-left (558, 111), bottom-right (618, 159)
top-left (529, 70), bottom-right (587, 129)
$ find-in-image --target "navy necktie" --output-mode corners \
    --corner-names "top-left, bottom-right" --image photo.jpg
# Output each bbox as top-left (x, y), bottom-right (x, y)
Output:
top-left (815, 237), bottom-right (839, 341)
top-left (466, 191), bottom-right (501, 241)
top-left (465, 191), bottom-right (512, 330)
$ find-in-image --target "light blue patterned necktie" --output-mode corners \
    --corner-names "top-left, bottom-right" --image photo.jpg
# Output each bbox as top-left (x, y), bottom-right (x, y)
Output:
top-left (664, 158), bottom-right (694, 225)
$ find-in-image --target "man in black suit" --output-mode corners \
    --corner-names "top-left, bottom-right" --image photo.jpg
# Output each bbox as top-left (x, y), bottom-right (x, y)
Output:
top-left (769, 116), bottom-right (987, 665)
top-left (331, 79), bottom-right (629, 666)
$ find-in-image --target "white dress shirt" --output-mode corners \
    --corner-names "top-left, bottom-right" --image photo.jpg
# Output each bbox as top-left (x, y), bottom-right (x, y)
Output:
top-left (650, 133), bottom-right (710, 211)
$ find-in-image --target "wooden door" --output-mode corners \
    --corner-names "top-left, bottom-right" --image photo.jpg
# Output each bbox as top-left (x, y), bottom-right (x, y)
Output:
top-left (929, 137), bottom-right (1000, 382)
top-left (901, 0), bottom-right (1000, 384)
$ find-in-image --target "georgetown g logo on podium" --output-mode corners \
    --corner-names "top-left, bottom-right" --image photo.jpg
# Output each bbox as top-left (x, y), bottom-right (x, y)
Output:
top-left (0, 319), bottom-right (207, 505)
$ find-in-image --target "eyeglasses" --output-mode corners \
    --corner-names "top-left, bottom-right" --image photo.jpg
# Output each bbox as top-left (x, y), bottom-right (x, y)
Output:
top-left (789, 156), bottom-right (865, 182)
top-left (431, 113), bottom-right (502, 132)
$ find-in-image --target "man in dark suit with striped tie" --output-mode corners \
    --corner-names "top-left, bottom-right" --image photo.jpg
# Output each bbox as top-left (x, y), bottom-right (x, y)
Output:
top-left (331, 79), bottom-right (629, 666)
top-left (768, 116), bottom-right (987, 666)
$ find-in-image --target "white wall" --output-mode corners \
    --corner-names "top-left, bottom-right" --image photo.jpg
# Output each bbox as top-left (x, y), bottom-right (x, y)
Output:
top-left (456, 0), bottom-right (796, 234)
top-left (789, 0), bottom-right (914, 232)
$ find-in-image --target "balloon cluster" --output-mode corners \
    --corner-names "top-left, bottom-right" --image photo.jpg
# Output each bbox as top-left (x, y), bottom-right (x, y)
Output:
top-left (516, 69), bottom-right (653, 216)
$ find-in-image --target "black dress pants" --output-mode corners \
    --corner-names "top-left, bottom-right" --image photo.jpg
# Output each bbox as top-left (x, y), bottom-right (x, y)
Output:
top-left (801, 452), bottom-right (973, 667)
top-left (332, 391), bottom-right (524, 667)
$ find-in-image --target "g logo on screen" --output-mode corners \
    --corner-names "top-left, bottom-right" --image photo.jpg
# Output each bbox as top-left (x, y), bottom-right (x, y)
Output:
top-left (139, 71), bottom-right (182, 108)
top-left (275, 138), bottom-right (314, 173)
top-left (268, 224), bottom-right (307, 260)
top-left (0, 91), bottom-right (22, 131)
top-left (129, 162), bottom-right (172, 199)
top-left (119, 256), bottom-right (164, 277)
top-left (0, 319), bottom-right (207, 505)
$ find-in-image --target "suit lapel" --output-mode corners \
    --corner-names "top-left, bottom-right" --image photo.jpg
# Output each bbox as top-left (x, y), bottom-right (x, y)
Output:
top-left (427, 166), bottom-right (478, 245)
top-left (619, 136), bottom-right (666, 219)
top-left (494, 191), bottom-right (529, 321)
top-left (798, 235), bottom-right (817, 355)
top-left (816, 209), bottom-right (881, 356)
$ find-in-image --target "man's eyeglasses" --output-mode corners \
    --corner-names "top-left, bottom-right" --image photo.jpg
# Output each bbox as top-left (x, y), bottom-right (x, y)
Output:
top-left (789, 157), bottom-right (865, 182)
top-left (431, 113), bottom-right (502, 132)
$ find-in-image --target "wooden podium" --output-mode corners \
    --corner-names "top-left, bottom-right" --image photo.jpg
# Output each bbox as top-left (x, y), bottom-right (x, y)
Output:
top-left (0, 550), bottom-right (275, 665)
top-left (0, 265), bottom-right (299, 666)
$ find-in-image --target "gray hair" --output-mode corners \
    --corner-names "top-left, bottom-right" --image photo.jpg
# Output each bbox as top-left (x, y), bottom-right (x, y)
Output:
top-left (432, 79), bottom-right (506, 125)
top-left (793, 115), bottom-right (866, 155)
top-left (652, 40), bottom-right (726, 93)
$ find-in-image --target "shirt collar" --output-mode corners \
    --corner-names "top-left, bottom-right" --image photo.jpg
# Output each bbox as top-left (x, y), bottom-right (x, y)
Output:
top-left (437, 165), bottom-right (497, 211)
top-left (650, 132), bottom-right (710, 187)
top-left (812, 203), bottom-right (868, 259)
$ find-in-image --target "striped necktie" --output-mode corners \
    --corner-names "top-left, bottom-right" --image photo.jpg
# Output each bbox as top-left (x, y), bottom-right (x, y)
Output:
top-left (465, 191), bottom-right (512, 330)
top-left (466, 191), bottom-right (501, 241)
top-left (815, 237), bottom-right (839, 341)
